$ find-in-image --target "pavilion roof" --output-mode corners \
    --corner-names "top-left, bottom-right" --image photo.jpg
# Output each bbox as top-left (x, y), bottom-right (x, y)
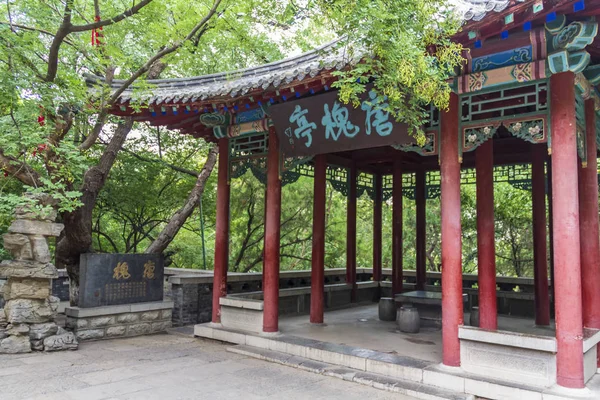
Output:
top-left (88, 1), bottom-right (552, 110)
top-left (85, 39), bottom-right (359, 107)
top-left (461, 0), bottom-right (513, 22)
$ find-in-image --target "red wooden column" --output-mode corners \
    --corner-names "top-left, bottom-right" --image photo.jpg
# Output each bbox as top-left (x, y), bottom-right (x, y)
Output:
top-left (441, 92), bottom-right (463, 367)
top-left (531, 144), bottom-right (550, 326)
top-left (347, 164), bottom-right (357, 301)
top-left (212, 138), bottom-right (230, 323)
top-left (579, 98), bottom-right (600, 366)
top-left (373, 174), bottom-right (383, 282)
top-left (476, 140), bottom-right (497, 330)
top-left (310, 154), bottom-right (327, 324)
top-left (550, 72), bottom-right (584, 389)
top-left (263, 128), bottom-right (282, 333)
top-left (415, 169), bottom-right (427, 291)
top-left (392, 159), bottom-right (403, 295)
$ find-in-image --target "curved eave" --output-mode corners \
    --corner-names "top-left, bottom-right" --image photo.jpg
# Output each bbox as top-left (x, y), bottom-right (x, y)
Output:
top-left (86, 38), bottom-right (359, 107)
top-left (456, 0), bottom-right (589, 45)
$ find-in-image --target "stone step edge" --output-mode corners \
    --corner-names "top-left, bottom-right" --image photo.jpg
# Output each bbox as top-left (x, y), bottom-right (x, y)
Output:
top-left (195, 323), bottom-right (427, 383)
top-left (227, 344), bottom-right (474, 400)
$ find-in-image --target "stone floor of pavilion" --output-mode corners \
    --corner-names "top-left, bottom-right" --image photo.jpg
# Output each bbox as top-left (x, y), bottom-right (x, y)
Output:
top-left (278, 304), bottom-right (558, 364)
top-left (195, 303), bottom-right (600, 400)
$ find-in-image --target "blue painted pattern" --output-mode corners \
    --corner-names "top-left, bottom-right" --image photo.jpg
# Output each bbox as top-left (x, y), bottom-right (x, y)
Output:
top-left (472, 45), bottom-right (533, 72)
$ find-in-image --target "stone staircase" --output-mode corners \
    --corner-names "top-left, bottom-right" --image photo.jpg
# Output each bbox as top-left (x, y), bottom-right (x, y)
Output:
top-left (227, 344), bottom-right (474, 400)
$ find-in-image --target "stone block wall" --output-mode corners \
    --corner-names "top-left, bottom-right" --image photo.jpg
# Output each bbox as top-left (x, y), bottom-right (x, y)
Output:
top-left (65, 301), bottom-right (173, 341)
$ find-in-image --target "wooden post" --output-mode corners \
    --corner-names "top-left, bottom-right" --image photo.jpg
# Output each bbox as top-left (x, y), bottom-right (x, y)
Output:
top-left (532, 144), bottom-right (550, 326)
top-left (392, 159), bottom-right (403, 296)
top-left (212, 138), bottom-right (230, 323)
top-left (346, 163), bottom-right (357, 301)
top-left (373, 174), bottom-right (383, 282)
top-left (440, 92), bottom-right (463, 367)
top-left (550, 72), bottom-right (584, 389)
top-left (415, 170), bottom-right (426, 291)
top-left (579, 98), bottom-right (600, 367)
top-left (476, 139), bottom-right (497, 330)
top-left (310, 155), bottom-right (327, 324)
top-left (263, 128), bottom-right (281, 333)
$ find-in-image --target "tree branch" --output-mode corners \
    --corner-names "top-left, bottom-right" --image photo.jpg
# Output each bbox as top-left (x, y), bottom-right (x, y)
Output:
top-left (0, 149), bottom-right (43, 187)
top-left (80, 0), bottom-right (221, 150)
top-left (45, 0), bottom-right (73, 82)
top-left (145, 146), bottom-right (218, 254)
top-left (107, 0), bottom-right (222, 105)
top-left (120, 147), bottom-right (200, 177)
top-left (70, 0), bottom-right (155, 32)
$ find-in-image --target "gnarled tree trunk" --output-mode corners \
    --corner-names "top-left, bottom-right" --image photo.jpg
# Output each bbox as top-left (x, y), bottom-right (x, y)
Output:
top-left (145, 146), bottom-right (218, 255)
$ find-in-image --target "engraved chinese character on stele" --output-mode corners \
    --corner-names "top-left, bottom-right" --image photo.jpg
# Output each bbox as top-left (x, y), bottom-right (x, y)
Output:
top-left (322, 101), bottom-right (359, 141)
top-left (113, 262), bottom-right (131, 280)
top-left (143, 260), bottom-right (156, 279)
top-left (361, 90), bottom-right (393, 137)
top-left (289, 105), bottom-right (317, 148)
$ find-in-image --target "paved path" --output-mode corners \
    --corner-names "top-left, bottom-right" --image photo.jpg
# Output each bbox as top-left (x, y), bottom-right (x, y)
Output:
top-left (0, 333), bottom-right (416, 400)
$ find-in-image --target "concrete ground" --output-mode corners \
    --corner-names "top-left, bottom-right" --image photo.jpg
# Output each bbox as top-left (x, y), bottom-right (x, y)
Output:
top-left (279, 304), bottom-right (559, 363)
top-left (0, 333), bottom-right (417, 400)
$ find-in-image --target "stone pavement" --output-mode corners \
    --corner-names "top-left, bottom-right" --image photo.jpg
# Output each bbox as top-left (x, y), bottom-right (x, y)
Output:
top-left (0, 333), bottom-right (417, 400)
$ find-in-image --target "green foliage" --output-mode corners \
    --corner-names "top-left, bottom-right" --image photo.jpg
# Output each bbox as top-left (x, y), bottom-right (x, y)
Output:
top-left (315, 0), bottom-right (464, 142)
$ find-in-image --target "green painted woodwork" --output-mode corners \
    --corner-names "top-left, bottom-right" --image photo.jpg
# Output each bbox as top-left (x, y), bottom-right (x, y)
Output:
top-left (545, 19), bottom-right (597, 74)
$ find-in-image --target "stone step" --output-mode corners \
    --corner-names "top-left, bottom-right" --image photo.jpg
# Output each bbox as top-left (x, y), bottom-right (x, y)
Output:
top-left (227, 344), bottom-right (474, 400)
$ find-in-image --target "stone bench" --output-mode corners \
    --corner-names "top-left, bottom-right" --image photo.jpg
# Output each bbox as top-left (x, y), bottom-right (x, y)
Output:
top-left (394, 290), bottom-right (467, 327)
top-left (459, 326), bottom-right (600, 387)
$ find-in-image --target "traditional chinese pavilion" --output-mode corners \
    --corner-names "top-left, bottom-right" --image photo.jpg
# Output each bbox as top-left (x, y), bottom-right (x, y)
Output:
top-left (93, 0), bottom-right (600, 396)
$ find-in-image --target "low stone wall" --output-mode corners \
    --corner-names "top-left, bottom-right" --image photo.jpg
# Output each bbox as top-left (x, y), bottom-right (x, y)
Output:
top-left (65, 301), bottom-right (173, 341)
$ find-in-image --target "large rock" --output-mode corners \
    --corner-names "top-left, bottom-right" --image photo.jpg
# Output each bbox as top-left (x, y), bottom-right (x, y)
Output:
top-left (0, 309), bottom-right (7, 328)
top-left (14, 205), bottom-right (57, 222)
top-left (8, 220), bottom-right (64, 237)
top-left (4, 297), bottom-right (59, 324)
top-left (2, 233), bottom-right (33, 260)
top-left (29, 322), bottom-right (59, 340)
top-left (6, 324), bottom-right (29, 335)
top-left (0, 260), bottom-right (58, 279)
top-left (0, 335), bottom-right (31, 353)
top-left (3, 278), bottom-right (50, 300)
top-left (30, 235), bottom-right (51, 263)
top-left (43, 332), bottom-right (78, 351)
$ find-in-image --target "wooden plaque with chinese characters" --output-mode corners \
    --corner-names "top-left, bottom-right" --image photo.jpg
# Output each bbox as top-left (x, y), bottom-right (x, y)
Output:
top-left (78, 253), bottom-right (164, 308)
top-left (270, 89), bottom-right (412, 157)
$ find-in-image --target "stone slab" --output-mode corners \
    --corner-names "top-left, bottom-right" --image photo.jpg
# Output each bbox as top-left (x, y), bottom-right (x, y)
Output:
top-left (458, 326), bottom-right (557, 352)
top-left (79, 253), bottom-right (164, 308)
top-left (220, 296), bottom-right (264, 310)
top-left (0, 261), bottom-right (58, 279)
top-left (460, 338), bottom-right (557, 388)
top-left (65, 301), bottom-right (173, 318)
top-left (220, 305), bottom-right (263, 334)
top-left (8, 219), bottom-right (64, 237)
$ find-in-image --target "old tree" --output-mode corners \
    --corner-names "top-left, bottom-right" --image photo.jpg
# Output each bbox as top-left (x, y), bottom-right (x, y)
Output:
top-left (0, 0), bottom-right (463, 304)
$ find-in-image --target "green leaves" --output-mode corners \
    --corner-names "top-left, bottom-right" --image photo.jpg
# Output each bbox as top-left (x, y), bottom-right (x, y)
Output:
top-left (314, 0), bottom-right (463, 141)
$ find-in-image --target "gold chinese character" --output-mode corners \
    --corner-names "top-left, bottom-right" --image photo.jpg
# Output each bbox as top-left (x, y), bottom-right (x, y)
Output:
top-left (113, 262), bottom-right (131, 280)
top-left (143, 261), bottom-right (155, 279)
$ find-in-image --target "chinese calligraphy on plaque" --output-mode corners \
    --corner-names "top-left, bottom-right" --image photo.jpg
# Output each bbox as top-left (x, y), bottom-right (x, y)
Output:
top-left (272, 87), bottom-right (410, 157)
top-left (79, 254), bottom-right (164, 308)
top-left (113, 262), bottom-right (131, 280)
top-left (143, 261), bottom-right (155, 279)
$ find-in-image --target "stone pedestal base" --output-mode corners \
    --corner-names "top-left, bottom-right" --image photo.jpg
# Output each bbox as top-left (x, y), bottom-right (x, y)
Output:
top-left (65, 301), bottom-right (173, 341)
